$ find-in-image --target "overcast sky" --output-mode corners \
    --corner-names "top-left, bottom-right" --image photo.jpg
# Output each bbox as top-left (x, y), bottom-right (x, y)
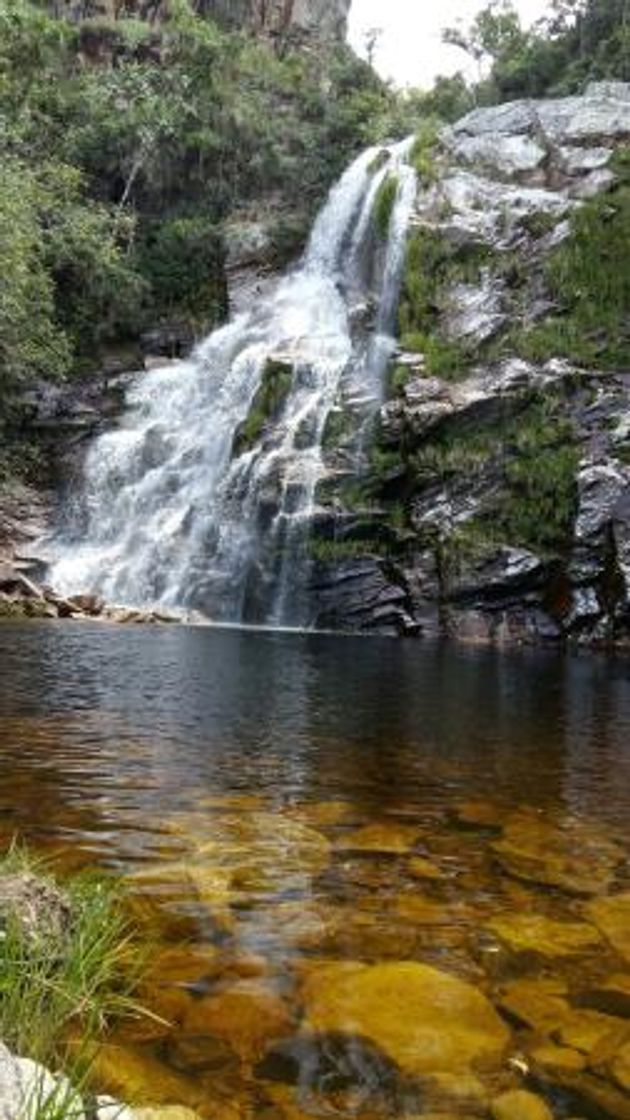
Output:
top-left (348, 0), bottom-right (552, 88)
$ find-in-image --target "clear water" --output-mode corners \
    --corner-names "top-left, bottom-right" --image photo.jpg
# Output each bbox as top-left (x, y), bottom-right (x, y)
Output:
top-left (1, 624), bottom-right (630, 1118)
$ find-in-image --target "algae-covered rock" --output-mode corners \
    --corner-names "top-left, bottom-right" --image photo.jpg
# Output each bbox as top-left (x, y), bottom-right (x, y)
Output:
top-left (487, 913), bottom-right (601, 958)
top-left (492, 811), bottom-right (622, 895)
top-left (585, 894), bottom-right (630, 964)
top-left (337, 821), bottom-right (421, 854)
top-left (497, 978), bottom-right (570, 1032)
top-left (529, 1043), bottom-right (586, 1074)
top-left (580, 973), bottom-right (630, 1017)
top-left (183, 981), bottom-right (294, 1060)
top-left (557, 1009), bottom-right (628, 1054)
top-left (408, 856), bottom-right (447, 881)
top-left (491, 1089), bottom-right (553, 1120)
top-left (300, 960), bottom-right (510, 1076)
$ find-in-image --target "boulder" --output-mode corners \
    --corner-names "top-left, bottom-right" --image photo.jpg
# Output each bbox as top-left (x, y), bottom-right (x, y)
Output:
top-left (0, 1044), bottom-right (84, 1120)
top-left (300, 960), bottom-right (510, 1076)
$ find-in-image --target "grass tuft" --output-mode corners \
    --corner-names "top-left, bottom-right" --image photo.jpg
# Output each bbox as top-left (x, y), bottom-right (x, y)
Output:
top-left (0, 843), bottom-right (146, 1117)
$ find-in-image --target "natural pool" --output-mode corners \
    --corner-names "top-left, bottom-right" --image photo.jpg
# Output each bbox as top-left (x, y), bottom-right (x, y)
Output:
top-left (1, 622), bottom-right (630, 1119)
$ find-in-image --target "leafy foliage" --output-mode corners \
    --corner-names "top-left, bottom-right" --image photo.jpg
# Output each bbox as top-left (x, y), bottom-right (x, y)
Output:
top-left (0, 0), bottom-right (394, 449)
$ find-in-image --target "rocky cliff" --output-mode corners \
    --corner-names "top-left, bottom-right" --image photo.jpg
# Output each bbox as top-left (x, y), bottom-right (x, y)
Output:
top-left (311, 82), bottom-right (630, 648)
top-left (53, 0), bottom-right (350, 44)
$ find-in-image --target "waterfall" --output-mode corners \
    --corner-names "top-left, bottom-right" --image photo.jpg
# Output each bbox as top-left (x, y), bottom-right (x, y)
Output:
top-left (48, 138), bottom-right (416, 626)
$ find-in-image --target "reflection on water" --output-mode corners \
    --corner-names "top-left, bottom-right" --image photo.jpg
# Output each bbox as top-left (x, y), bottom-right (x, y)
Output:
top-left (1, 623), bottom-right (630, 1118)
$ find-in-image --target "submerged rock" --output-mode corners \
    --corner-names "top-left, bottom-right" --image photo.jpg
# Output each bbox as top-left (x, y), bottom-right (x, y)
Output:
top-left (300, 960), bottom-right (510, 1076)
top-left (486, 913), bottom-right (601, 958)
top-left (491, 810), bottom-right (622, 895)
top-left (585, 894), bottom-right (630, 965)
top-left (491, 1089), bottom-right (553, 1120)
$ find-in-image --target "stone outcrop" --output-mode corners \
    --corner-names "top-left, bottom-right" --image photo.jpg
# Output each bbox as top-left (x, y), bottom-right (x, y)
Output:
top-left (311, 81), bottom-right (630, 645)
top-left (51, 0), bottom-right (350, 46)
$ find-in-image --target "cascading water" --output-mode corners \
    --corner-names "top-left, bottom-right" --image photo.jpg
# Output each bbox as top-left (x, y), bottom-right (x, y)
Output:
top-left (48, 138), bottom-right (416, 626)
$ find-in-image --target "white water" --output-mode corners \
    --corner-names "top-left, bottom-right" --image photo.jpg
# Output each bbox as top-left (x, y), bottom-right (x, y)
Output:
top-left (49, 139), bottom-right (416, 624)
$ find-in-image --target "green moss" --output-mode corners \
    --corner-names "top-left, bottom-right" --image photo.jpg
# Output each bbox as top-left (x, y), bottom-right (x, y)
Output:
top-left (233, 358), bottom-right (293, 456)
top-left (373, 173), bottom-right (399, 239)
top-left (322, 405), bottom-right (355, 451)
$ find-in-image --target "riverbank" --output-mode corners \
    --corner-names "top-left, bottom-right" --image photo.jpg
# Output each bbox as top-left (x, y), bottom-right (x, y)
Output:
top-left (0, 846), bottom-right (159, 1120)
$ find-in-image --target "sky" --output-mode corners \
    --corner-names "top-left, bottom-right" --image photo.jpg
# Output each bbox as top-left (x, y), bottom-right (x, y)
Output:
top-left (347, 0), bottom-right (552, 88)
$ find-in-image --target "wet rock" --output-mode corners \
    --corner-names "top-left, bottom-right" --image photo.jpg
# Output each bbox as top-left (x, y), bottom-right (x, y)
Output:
top-left (183, 981), bottom-right (294, 1061)
top-left (529, 1044), bottom-right (586, 1075)
top-left (492, 810), bottom-right (622, 895)
top-left (497, 978), bottom-right (570, 1033)
top-left (256, 1031), bottom-right (403, 1109)
top-left (337, 821), bottom-right (421, 854)
top-left (89, 1045), bottom-right (206, 1113)
top-left (579, 973), bottom-right (630, 1018)
top-left (311, 557), bottom-right (417, 635)
top-left (556, 1009), bottom-right (627, 1054)
top-left (140, 325), bottom-right (193, 360)
top-left (544, 1067), bottom-right (630, 1120)
top-left (300, 960), bottom-right (510, 1076)
top-left (486, 913), bottom-right (601, 958)
top-left (453, 800), bottom-right (508, 830)
top-left (585, 894), bottom-right (630, 964)
top-left (610, 1039), bottom-right (630, 1092)
top-left (408, 856), bottom-right (447, 881)
top-left (66, 592), bottom-right (105, 615)
top-left (491, 1089), bottom-right (553, 1120)
top-left (132, 1109), bottom-right (204, 1120)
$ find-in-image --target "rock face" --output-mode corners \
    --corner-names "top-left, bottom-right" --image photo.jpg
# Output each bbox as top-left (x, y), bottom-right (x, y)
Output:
top-left (311, 81), bottom-right (630, 646)
top-left (52, 0), bottom-right (350, 46)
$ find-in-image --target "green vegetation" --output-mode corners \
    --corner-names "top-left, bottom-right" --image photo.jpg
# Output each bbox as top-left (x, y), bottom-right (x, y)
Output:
top-left (397, 230), bottom-right (491, 380)
top-left (322, 404), bottom-right (355, 451)
top-left (443, 0), bottom-right (630, 105)
top-left (233, 359), bottom-right (293, 455)
top-left (512, 173), bottom-right (630, 368)
top-left (409, 119), bottom-right (441, 185)
top-left (0, 0), bottom-right (397, 480)
top-left (416, 397), bottom-right (579, 559)
top-left (0, 844), bottom-right (143, 1102)
top-left (373, 174), bottom-right (399, 239)
top-left (307, 537), bottom-right (384, 562)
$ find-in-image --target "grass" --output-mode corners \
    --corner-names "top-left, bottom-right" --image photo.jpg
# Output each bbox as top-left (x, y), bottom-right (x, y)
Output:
top-left (424, 397), bottom-right (580, 561)
top-left (396, 229), bottom-right (494, 381)
top-left (512, 168), bottom-right (630, 370)
top-left (0, 843), bottom-right (146, 1117)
